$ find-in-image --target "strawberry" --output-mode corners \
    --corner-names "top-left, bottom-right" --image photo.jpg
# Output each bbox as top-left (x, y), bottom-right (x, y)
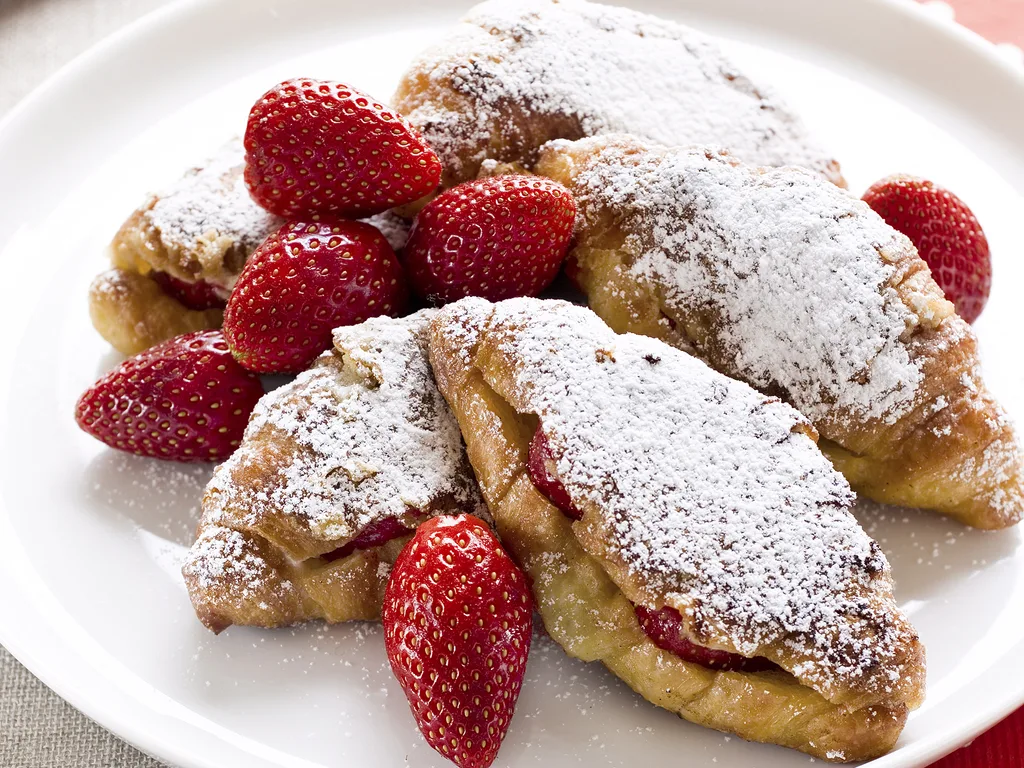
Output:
top-left (527, 428), bottom-right (582, 520)
top-left (634, 605), bottom-right (775, 673)
top-left (862, 175), bottom-right (991, 323)
top-left (243, 78), bottom-right (442, 219)
top-left (150, 271), bottom-right (227, 310)
top-left (383, 515), bottom-right (533, 768)
top-left (75, 330), bottom-right (264, 462)
top-left (402, 175), bottom-right (577, 304)
top-left (223, 218), bottom-right (407, 374)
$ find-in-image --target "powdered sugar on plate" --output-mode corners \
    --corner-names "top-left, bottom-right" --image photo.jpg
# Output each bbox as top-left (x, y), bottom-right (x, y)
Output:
top-left (201, 310), bottom-right (483, 546)
top-left (551, 137), bottom-right (923, 426)
top-left (451, 297), bottom-right (919, 697)
top-left (398, 0), bottom-right (840, 183)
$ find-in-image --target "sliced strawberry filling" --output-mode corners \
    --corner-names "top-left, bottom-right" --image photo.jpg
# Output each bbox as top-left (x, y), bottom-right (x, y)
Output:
top-left (151, 271), bottom-right (227, 310)
top-left (634, 605), bottom-right (776, 672)
top-left (527, 428), bottom-right (583, 520)
top-left (322, 517), bottom-right (412, 562)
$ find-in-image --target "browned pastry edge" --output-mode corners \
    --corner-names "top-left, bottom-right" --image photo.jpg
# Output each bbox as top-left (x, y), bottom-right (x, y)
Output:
top-left (89, 267), bottom-right (223, 356)
top-left (182, 524), bottom-right (410, 633)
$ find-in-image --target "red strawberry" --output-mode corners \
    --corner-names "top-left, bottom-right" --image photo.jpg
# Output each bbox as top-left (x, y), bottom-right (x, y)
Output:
top-left (75, 330), bottom-right (264, 462)
top-left (150, 271), bottom-right (227, 310)
top-left (383, 515), bottom-right (533, 768)
top-left (527, 428), bottom-right (582, 520)
top-left (863, 175), bottom-right (991, 323)
top-left (244, 78), bottom-right (442, 219)
top-left (223, 218), bottom-right (407, 374)
top-left (634, 605), bottom-right (775, 673)
top-left (403, 175), bottom-right (577, 305)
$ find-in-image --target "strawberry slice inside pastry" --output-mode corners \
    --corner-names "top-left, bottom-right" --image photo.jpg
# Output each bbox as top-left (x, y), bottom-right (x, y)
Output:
top-left (633, 605), bottom-right (775, 673)
top-left (527, 429), bottom-right (582, 520)
top-left (149, 271), bottom-right (228, 310)
top-left (321, 516), bottom-right (415, 563)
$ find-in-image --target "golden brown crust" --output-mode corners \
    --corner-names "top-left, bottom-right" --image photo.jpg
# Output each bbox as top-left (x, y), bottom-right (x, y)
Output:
top-left (182, 312), bottom-right (484, 633)
top-left (427, 298), bottom-right (923, 762)
top-left (88, 268), bottom-right (223, 356)
top-left (182, 525), bottom-right (409, 633)
top-left (393, 0), bottom-right (844, 189)
top-left (535, 135), bottom-right (1023, 529)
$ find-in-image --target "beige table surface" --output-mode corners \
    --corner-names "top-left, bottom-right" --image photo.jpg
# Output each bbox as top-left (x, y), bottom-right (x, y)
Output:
top-left (0, 3), bottom-right (172, 766)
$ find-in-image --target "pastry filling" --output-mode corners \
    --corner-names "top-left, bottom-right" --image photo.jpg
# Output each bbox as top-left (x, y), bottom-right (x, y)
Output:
top-left (322, 516), bottom-right (412, 562)
top-left (634, 605), bottom-right (776, 672)
top-left (151, 270), bottom-right (228, 310)
top-left (528, 426), bottom-right (774, 673)
top-left (527, 429), bottom-right (582, 519)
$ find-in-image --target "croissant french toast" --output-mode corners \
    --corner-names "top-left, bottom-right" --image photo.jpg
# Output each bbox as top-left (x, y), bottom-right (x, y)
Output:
top-left (393, 0), bottom-right (843, 190)
top-left (92, 139), bottom-right (410, 355)
top-left (182, 310), bottom-right (483, 633)
top-left (532, 134), bottom-right (1024, 529)
top-left (427, 297), bottom-right (925, 762)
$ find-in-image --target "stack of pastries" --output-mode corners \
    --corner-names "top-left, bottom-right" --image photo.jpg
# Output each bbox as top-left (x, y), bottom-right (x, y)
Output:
top-left (78, 0), bottom-right (1023, 764)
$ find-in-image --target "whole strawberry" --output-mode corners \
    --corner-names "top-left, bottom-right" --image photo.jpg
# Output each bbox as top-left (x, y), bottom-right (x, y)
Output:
top-left (863, 175), bottom-right (991, 323)
top-left (75, 330), bottom-right (264, 462)
top-left (383, 515), bottom-right (533, 768)
top-left (403, 175), bottom-right (577, 304)
top-left (244, 78), bottom-right (442, 219)
top-left (223, 218), bottom-right (407, 374)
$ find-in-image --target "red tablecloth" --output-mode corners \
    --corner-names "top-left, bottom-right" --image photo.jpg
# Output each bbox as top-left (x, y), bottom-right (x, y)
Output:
top-left (930, 0), bottom-right (1024, 47)
top-left (931, 708), bottom-right (1024, 766)
top-left (915, 4), bottom-right (1022, 765)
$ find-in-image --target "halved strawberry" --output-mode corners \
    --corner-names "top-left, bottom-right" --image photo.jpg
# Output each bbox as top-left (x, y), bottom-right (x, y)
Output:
top-left (223, 218), bottom-right (407, 374)
top-left (75, 330), bottom-right (263, 462)
top-left (383, 515), bottom-right (533, 768)
top-left (244, 78), bottom-right (442, 219)
top-left (403, 175), bottom-right (577, 305)
top-left (863, 175), bottom-right (991, 323)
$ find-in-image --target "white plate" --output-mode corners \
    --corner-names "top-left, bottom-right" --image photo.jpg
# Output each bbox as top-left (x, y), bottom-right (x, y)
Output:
top-left (2, 1), bottom-right (1024, 766)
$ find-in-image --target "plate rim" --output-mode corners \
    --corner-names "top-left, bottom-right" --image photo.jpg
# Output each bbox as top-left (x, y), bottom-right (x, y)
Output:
top-left (1, 1), bottom-right (1023, 766)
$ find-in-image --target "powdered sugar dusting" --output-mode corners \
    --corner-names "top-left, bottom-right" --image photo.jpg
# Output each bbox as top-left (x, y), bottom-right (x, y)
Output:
top-left (142, 141), bottom-right (410, 290)
top-left (147, 139), bottom-right (282, 286)
top-left (400, 0), bottom-right (839, 182)
top-left (553, 138), bottom-right (923, 425)
top-left (186, 526), bottom-right (295, 601)
top-left (363, 210), bottom-right (412, 252)
top-left (201, 310), bottom-right (483, 545)
top-left (447, 297), bottom-right (917, 697)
